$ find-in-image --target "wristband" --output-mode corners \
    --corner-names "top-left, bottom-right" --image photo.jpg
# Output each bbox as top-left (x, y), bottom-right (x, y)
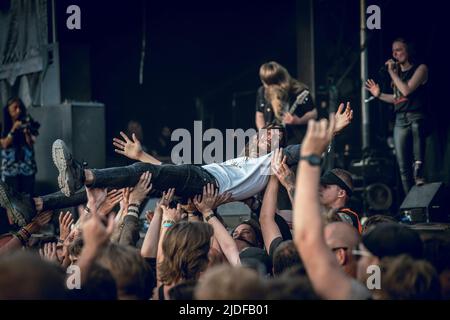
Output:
top-left (162, 219), bottom-right (176, 228)
top-left (21, 227), bottom-right (32, 238)
top-left (127, 207), bottom-right (140, 214)
top-left (15, 228), bottom-right (31, 246)
top-left (205, 212), bottom-right (216, 222)
top-left (128, 203), bottom-right (141, 209)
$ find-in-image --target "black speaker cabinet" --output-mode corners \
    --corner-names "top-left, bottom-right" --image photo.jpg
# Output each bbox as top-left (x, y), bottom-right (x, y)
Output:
top-left (400, 182), bottom-right (449, 223)
top-left (28, 101), bottom-right (105, 195)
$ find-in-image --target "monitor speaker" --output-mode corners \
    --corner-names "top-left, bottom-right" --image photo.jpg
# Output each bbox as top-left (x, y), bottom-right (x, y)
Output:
top-left (400, 182), bottom-right (449, 223)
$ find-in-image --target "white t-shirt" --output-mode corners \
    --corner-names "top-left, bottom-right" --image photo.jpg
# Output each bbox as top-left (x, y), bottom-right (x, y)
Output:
top-left (202, 153), bottom-right (272, 200)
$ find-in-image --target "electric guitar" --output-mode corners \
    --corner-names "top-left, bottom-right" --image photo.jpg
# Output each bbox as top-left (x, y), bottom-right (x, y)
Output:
top-left (279, 89), bottom-right (310, 125)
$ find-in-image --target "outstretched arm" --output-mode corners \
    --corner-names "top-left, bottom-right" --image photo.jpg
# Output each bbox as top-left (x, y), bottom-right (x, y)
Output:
top-left (260, 173), bottom-right (282, 255)
top-left (113, 131), bottom-right (162, 165)
top-left (333, 102), bottom-right (353, 134)
top-left (365, 79), bottom-right (395, 104)
top-left (118, 172), bottom-right (153, 246)
top-left (0, 211), bottom-right (53, 255)
top-left (193, 184), bottom-right (240, 266)
top-left (141, 188), bottom-right (175, 258)
top-left (283, 102), bottom-right (353, 166)
top-left (294, 115), bottom-right (353, 300)
top-left (156, 204), bottom-right (182, 286)
top-left (77, 213), bottom-right (114, 284)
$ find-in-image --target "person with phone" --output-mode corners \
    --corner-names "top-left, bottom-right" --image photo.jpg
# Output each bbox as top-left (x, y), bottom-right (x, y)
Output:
top-left (0, 97), bottom-right (39, 196)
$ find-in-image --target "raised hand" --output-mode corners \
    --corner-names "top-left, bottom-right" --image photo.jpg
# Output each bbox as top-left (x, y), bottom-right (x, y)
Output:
top-left (213, 191), bottom-right (233, 209)
top-left (334, 102), bottom-right (353, 134)
top-left (82, 213), bottom-right (115, 252)
top-left (144, 210), bottom-right (154, 224)
top-left (59, 211), bottom-right (74, 241)
top-left (113, 131), bottom-right (143, 161)
top-left (85, 187), bottom-right (107, 211)
top-left (193, 183), bottom-right (218, 215)
top-left (129, 171), bottom-right (152, 206)
top-left (120, 187), bottom-right (131, 212)
top-left (273, 164), bottom-right (295, 193)
top-left (301, 114), bottom-right (336, 157)
top-left (385, 59), bottom-right (397, 72)
top-left (97, 189), bottom-right (123, 216)
top-left (160, 203), bottom-right (182, 223)
top-left (26, 210), bottom-right (53, 234)
top-left (365, 79), bottom-right (380, 98)
top-left (33, 210), bottom-right (53, 227)
top-left (271, 148), bottom-right (286, 174)
top-left (156, 188), bottom-right (175, 208)
top-left (39, 242), bottom-right (58, 263)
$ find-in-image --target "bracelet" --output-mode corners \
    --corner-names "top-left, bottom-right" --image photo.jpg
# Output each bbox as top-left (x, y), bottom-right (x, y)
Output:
top-left (128, 203), bottom-right (141, 209)
top-left (21, 227), bottom-right (32, 238)
top-left (205, 212), bottom-right (216, 222)
top-left (84, 206), bottom-right (91, 213)
top-left (127, 210), bottom-right (139, 217)
top-left (14, 228), bottom-right (31, 246)
top-left (127, 207), bottom-right (140, 214)
top-left (7, 132), bottom-right (13, 139)
top-left (162, 219), bottom-right (176, 228)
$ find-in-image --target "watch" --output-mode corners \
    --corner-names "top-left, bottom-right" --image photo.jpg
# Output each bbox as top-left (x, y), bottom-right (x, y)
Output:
top-left (299, 154), bottom-right (321, 166)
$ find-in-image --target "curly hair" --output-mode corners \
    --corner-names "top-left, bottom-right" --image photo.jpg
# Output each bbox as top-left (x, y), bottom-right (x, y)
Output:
top-left (158, 221), bottom-right (213, 285)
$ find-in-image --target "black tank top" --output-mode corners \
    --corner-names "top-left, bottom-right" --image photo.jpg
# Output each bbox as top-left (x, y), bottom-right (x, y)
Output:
top-left (392, 64), bottom-right (427, 114)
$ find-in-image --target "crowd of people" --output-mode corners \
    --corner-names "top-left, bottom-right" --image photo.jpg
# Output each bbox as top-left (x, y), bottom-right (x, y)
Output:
top-left (0, 37), bottom-right (444, 300)
top-left (0, 100), bottom-right (448, 299)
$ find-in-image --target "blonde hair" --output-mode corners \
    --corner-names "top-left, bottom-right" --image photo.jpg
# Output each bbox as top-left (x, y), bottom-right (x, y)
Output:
top-left (259, 61), bottom-right (307, 121)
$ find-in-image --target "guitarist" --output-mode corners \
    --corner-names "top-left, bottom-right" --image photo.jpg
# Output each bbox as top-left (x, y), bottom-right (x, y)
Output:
top-left (255, 61), bottom-right (318, 145)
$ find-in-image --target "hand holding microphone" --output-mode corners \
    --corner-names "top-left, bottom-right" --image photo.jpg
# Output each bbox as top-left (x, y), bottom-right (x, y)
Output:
top-left (385, 58), bottom-right (398, 71)
top-left (379, 58), bottom-right (398, 73)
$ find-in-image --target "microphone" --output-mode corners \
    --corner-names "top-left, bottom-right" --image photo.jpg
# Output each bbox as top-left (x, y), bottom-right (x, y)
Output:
top-left (379, 59), bottom-right (398, 74)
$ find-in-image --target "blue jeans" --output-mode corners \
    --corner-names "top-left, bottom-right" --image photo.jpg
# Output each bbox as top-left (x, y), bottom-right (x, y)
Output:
top-left (393, 112), bottom-right (426, 193)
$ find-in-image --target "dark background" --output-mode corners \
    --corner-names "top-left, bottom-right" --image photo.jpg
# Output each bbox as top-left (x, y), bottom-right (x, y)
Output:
top-left (54, 0), bottom-right (449, 183)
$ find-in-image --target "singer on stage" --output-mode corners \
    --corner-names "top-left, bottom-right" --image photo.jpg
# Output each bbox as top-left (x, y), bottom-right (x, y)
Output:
top-left (366, 38), bottom-right (428, 194)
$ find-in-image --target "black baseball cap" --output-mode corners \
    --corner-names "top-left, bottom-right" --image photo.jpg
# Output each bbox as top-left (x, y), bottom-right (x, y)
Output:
top-left (320, 170), bottom-right (353, 197)
top-left (239, 247), bottom-right (273, 275)
top-left (362, 223), bottom-right (423, 259)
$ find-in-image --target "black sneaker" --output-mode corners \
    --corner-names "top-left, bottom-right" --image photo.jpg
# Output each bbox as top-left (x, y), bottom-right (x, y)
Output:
top-left (52, 139), bottom-right (85, 196)
top-left (0, 180), bottom-right (37, 226)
